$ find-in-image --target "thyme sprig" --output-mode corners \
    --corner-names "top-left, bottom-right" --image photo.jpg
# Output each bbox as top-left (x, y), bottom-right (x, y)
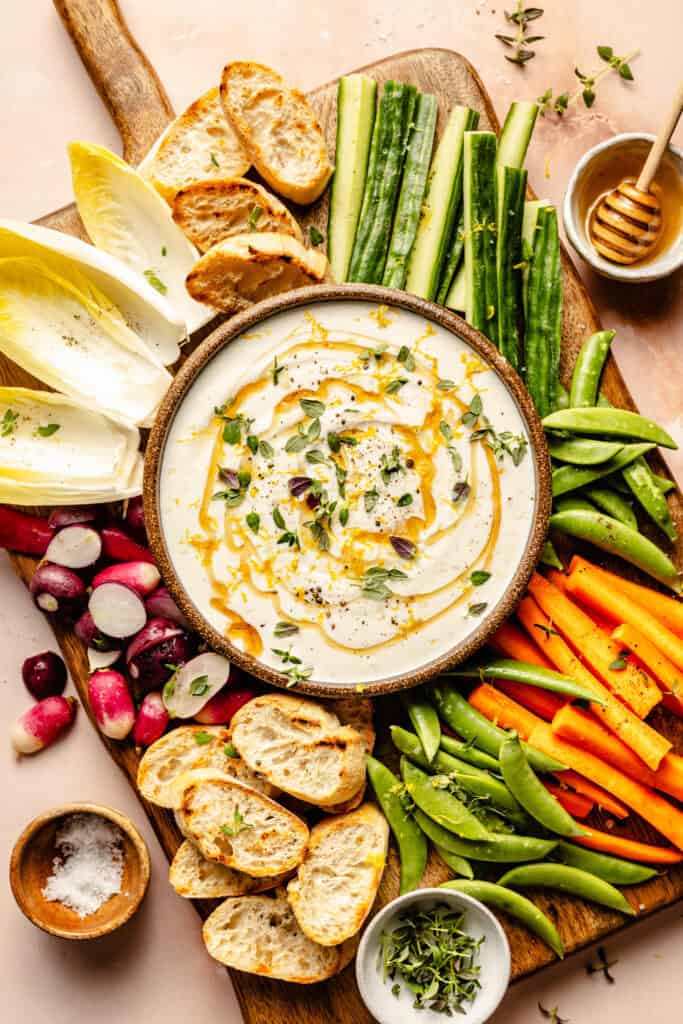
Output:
top-left (538, 45), bottom-right (638, 116)
top-left (496, 3), bottom-right (545, 65)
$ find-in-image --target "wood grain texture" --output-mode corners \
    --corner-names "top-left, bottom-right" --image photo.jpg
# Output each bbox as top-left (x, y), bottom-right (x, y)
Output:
top-left (1, 5), bottom-right (681, 1019)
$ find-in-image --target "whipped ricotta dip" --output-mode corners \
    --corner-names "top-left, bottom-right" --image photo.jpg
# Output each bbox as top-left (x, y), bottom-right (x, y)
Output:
top-left (159, 299), bottom-right (537, 686)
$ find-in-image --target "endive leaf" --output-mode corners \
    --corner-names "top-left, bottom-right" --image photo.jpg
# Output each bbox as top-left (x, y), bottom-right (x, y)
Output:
top-left (0, 455), bottom-right (143, 505)
top-left (69, 142), bottom-right (213, 334)
top-left (0, 257), bottom-right (172, 426)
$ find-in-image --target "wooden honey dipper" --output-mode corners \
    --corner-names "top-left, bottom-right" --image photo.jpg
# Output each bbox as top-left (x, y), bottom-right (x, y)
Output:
top-left (589, 80), bottom-right (683, 264)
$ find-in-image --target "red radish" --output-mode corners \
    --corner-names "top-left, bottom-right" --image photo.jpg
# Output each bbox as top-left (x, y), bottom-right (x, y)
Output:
top-left (45, 525), bottom-right (102, 569)
top-left (100, 526), bottom-right (154, 564)
top-left (92, 560), bottom-right (160, 596)
top-left (89, 582), bottom-right (147, 639)
top-left (87, 648), bottom-right (121, 673)
top-left (48, 507), bottom-right (98, 530)
top-left (195, 684), bottom-right (258, 725)
top-left (74, 610), bottom-right (120, 651)
top-left (145, 586), bottom-right (191, 629)
top-left (163, 652), bottom-right (230, 719)
top-left (133, 692), bottom-right (169, 746)
top-left (11, 695), bottom-right (77, 754)
top-left (22, 651), bottom-right (67, 700)
top-left (0, 506), bottom-right (54, 555)
top-left (88, 669), bottom-right (135, 740)
top-left (30, 563), bottom-right (86, 619)
top-left (126, 617), bottom-right (196, 696)
top-left (125, 496), bottom-right (146, 541)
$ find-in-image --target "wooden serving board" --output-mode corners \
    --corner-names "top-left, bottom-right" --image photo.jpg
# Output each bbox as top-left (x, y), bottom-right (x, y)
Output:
top-left (2, 2), bottom-right (682, 1021)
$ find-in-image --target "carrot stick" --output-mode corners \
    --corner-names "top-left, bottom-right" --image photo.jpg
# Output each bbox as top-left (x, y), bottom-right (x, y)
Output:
top-left (495, 679), bottom-right (565, 720)
top-left (569, 555), bottom-right (683, 638)
top-left (554, 769), bottom-right (628, 819)
top-left (467, 682), bottom-right (543, 739)
top-left (568, 562), bottom-right (683, 672)
top-left (545, 568), bottom-right (569, 591)
top-left (489, 620), bottom-right (553, 668)
top-left (528, 573), bottom-right (662, 719)
top-left (518, 591), bottom-right (671, 770)
top-left (542, 781), bottom-right (594, 818)
top-left (612, 623), bottom-right (683, 716)
top-left (527, 721), bottom-right (683, 851)
top-left (573, 828), bottom-right (683, 865)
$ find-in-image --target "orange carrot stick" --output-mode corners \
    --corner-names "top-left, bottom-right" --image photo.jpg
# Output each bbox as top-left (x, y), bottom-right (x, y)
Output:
top-left (612, 623), bottom-right (683, 716)
top-left (542, 781), bottom-right (594, 819)
top-left (489, 620), bottom-right (553, 668)
top-left (546, 569), bottom-right (613, 631)
top-left (569, 555), bottom-right (683, 638)
top-left (554, 769), bottom-right (628, 819)
top-left (545, 568), bottom-right (569, 591)
top-left (573, 828), bottom-right (683, 865)
top-left (567, 562), bottom-right (683, 672)
top-left (467, 682), bottom-right (543, 739)
top-left (495, 679), bottom-right (565, 720)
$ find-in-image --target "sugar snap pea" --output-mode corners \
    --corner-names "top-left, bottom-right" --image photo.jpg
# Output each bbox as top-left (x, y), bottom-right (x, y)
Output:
top-left (622, 457), bottom-right (677, 541)
top-left (555, 841), bottom-right (657, 885)
top-left (542, 407), bottom-right (677, 449)
top-left (654, 473), bottom-right (676, 494)
top-left (440, 734), bottom-right (501, 772)
top-left (569, 330), bottom-right (615, 408)
top-left (549, 508), bottom-right (680, 591)
top-left (434, 843), bottom-right (474, 879)
top-left (414, 808), bottom-right (558, 863)
top-left (540, 539), bottom-right (563, 570)
top-left (547, 436), bottom-right (625, 465)
top-left (553, 383), bottom-right (570, 412)
top-left (584, 485), bottom-right (637, 529)
top-left (400, 689), bottom-right (441, 762)
top-left (552, 443), bottom-right (656, 497)
top-left (498, 862), bottom-right (636, 916)
top-left (554, 494), bottom-right (597, 514)
top-left (449, 659), bottom-right (604, 704)
top-left (366, 755), bottom-right (427, 895)
top-left (500, 734), bottom-right (584, 837)
top-left (401, 757), bottom-right (490, 840)
top-left (441, 879), bottom-right (564, 957)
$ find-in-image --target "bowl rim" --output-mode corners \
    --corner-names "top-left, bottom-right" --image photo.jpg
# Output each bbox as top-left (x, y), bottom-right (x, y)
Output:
top-left (355, 886), bottom-right (511, 1024)
top-left (9, 801), bottom-right (151, 940)
top-left (144, 283), bottom-right (552, 698)
top-left (563, 131), bottom-right (683, 283)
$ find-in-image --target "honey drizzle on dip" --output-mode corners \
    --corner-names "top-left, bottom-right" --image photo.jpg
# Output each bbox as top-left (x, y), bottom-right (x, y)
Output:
top-left (160, 301), bottom-right (536, 685)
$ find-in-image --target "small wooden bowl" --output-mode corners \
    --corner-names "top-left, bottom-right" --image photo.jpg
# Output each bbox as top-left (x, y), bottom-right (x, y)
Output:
top-left (9, 802), bottom-right (151, 940)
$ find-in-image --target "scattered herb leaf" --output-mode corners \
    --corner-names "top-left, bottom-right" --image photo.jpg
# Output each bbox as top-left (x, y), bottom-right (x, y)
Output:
top-left (143, 268), bottom-right (167, 294)
top-left (470, 570), bottom-right (491, 586)
top-left (37, 423), bottom-right (60, 437)
top-left (309, 225), bottom-right (324, 246)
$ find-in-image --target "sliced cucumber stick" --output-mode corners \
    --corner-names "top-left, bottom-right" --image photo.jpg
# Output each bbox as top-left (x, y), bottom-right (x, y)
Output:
top-left (496, 166), bottom-right (527, 370)
top-left (463, 131), bottom-right (498, 341)
top-left (445, 260), bottom-right (466, 311)
top-left (495, 100), bottom-right (539, 203)
top-left (521, 199), bottom-right (550, 317)
top-left (524, 204), bottom-right (562, 416)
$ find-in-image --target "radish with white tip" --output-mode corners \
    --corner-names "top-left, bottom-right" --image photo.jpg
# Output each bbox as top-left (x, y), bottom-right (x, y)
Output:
top-left (11, 695), bottom-right (77, 754)
top-left (30, 563), bottom-right (86, 619)
top-left (48, 507), bottom-right (98, 530)
top-left (126, 617), bottom-right (196, 696)
top-left (89, 582), bottom-right (147, 638)
top-left (88, 669), bottom-right (135, 739)
top-left (45, 524), bottom-right (102, 569)
top-left (87, 648), bottom-right (121, 672)
top-left (92, 560), bottom-right (160, 596)
top-left (133, 692), bottom-right (169, 746)
top-left (162, 653), bottom-right (231, 719)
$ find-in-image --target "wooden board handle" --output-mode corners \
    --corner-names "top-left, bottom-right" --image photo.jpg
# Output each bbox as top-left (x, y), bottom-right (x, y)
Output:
top-left (53, 0), bottom-right (174, 165)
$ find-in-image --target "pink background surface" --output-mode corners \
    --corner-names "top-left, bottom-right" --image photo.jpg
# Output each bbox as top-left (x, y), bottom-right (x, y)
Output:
top-left (2, 2), bottom-right (682, 1021)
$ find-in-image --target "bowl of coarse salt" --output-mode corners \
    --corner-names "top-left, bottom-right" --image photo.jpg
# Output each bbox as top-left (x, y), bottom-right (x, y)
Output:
top-left (9, 803), bottom-right (150, 939)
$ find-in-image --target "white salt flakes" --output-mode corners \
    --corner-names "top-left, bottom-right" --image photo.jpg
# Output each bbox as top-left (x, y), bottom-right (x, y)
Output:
top-left (42, 813), bottom-right (125, 918)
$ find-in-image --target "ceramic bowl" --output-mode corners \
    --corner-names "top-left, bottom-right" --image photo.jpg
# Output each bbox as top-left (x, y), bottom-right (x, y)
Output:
top-left (355, 887), bottom-right (511, 1024)
top-left (144, 283), bottom-right (551, 697)
top-left (563, 132), bottom-right (683, 283)
top-left (9, 802), bottom-right (150, 939)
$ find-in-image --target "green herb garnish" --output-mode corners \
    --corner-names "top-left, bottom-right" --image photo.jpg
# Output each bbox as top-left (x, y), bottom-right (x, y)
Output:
top-left (437, 378), bottom-right (456, 391)
top-left (585, 945), bottom-right (618, 984)
top-left (357, 565), bottom-right (407, 601)
top-left (272, 356), bottom-right (285, 385)
top-left (385, 377), bottom-right (408, 395)
top-left (246, 511), bottom-right (260, 534)
top-left (397, 493), bottom-right (413, 507)
top-left (309, 225), bottom-right (324, 246)
top-left (538, 1003), bottom-right (570, 1023)
top-left (470, 570), bottom-right (491, 586)
top-left (1, 408), bottom-right (19, 437)
top-left (364, 488), bottom-right (379, 513)
top-left (220, 807), bottom-right (254, 837)
top-left (495, 3), bottom-right (544, 65)
top-left (194, 730), bottom-right (212, 746)
top-left (468, 602), bottom-right (488, 617)
top-left (247, 205), bottom-right (264, 229)
top-left (300, 398), bottom-right (325, 418)
top-left (539, 44), bottom-right (637, 116)
top-left (274, 621), bottom-right (299, 638)
top-left (380, 445), bottom-right (405, 484)
top-left (189, 675), bottom-right (210, 696)
top-left (143, 268), bottom-right (167, 294)
top-left (609, 650), bottom-right (629, 671)
top-left (397, 346), bottom-right (416, 372)
top-left (258, 439), bottom-right (274, 459)
top-left (339, 506), bottom-right (349, 526)
top-left (36, 422), bottom-right (60, 437)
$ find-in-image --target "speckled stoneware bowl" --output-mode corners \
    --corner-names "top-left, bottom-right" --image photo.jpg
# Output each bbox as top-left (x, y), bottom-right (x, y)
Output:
top-left (144, 284), bottom-right (551, 698)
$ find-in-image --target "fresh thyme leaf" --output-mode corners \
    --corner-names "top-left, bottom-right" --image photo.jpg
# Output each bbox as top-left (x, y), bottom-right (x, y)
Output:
top-left (397, 493), bottom-right (413, 507)
top-left (210, 151), bottom-right (220, 168)
top-left (246, 511), bottom-right (260, 533)
top-left (361, 343), bottom-right (387, 362)
top-left (285, 433), bottom-right (308, 453)
top-left (161, 246), bottom-right (167, 257)
top-left (274, 621), bottom-right (299, 638)
top-left (189, 675), bottom-right (210, 696)
top-left (1, 408), bottom-right (19, 436)
top-left (272, 506), bottom-right (286, 529)
top-left (448, 446), bottom-right (463, 473)
top-left (306, 418), bottom-right (321, 442)
top-left (327, 431), bottom-right (341, 453)
top-left (380, 445), bottom-right (405, 483)
top-left (220, 807), bottom-right (254, 837)
top-left (37, 423), bottom-right (60, 437)
top-left (258, 439), bottom-right (274, 459)
top-left (339, 506), bottom-right (349, 526)
top-left (364, 488), bottom-right (379, 513)
top-left (272, 356), bottom-right (285, 385)
top-left (333, 459), bottom-right (347, 497)
top-left (538, 1003), bottom-right (570, 1024)
top-left (194, 730), bottom-right (212, 746)
top-left (223, 742), bottom-right (239, 758)
top-left (609, 650), bottom-right (629, 671)
top-left (585, 946), bottom-right (618, 983)
top-left (439, 420), bottom-right (453, 441)
top-left (247, 205), bottom-right (264, 229)
top-left (309, 225), bottom-right (324, 246)
top-left (468, 602), bottom-right (488, 616)
top-left (222, 417), bottom-right (243, 445)
top-left (385, 377), bottom-right (408, 395)
top-left (277, 530), bottom-right (300, 548)
top-left (470, 570), bottom-right (491, 586)
top-left (452, 480), bottom-right (471, 504)
top-left (143, 268), bottom-right (167, 294)
top-left (272, 647), bottom-right (302, 665)
top-left (246, 434), bottom-right (259, 454)
top-left (539, 45), bottom-right (637, 117)
top-left (397, 345), bottom-right (416, 371)
top-left (306, 448), bottom-right (327, 465)
top-left (470, 393), bottom-right (483, 416)
top-left (300, 398), bottom-right (325, 418)
top-left (283, 664), bottom-right (313, 686)
top-left (437, 378), bottom-right (456, 391)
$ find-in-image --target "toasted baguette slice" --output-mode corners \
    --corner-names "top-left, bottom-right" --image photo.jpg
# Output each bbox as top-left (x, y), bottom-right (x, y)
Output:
top-left (286, 804), bottom-right (388, 945)
top-left (172, 177), bottom-right (302, 253)
top-left (203, 891), bottom-right (356, 983)
top-left (185, 232), bottom-right (327, 310)
top-left (140, 87), bottom-right (249, 202)
top-left (137, 725), bottom-right (277, 808)
top-left (231, 693), bottom-right (366, 807)
top-left (169, 840), bottom-right (287, 899)
top-left (220, 62), bottom-right (332, 205)
top-left (330, 697), bottom-right (375, 754)
top-left (175, 770), bottom-right (308, 876)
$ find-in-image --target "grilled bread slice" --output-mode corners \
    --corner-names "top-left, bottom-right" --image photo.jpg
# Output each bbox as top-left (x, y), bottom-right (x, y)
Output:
top-left (185, 232), bottom-right (328, 311)
top-left (169, 839), bottom-right (287, 899)
top-left (286, 804), bottom-right (388, 945)
top-left (172, 177), bottom-right (302, 253)
top-left (174, 769), bottom-right (309, 877)
top-left (329, 697), bottom-right (375, 754)
top-left (220, 61), bottom-right (332, 205)
top-left (137, 725), bottom-right (277, 808)
top-left (203, 890), bottom-right (356, 982)
top-left (140, 87), bottom-right (249, 202)
top-left (231, 693), bottom-right (366, 807)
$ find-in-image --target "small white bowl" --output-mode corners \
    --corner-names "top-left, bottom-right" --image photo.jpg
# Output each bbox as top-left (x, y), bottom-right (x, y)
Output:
top-left (563, 132), bottom-right (683, 283)
top-left (356, 888), bottom-right (511, 1024)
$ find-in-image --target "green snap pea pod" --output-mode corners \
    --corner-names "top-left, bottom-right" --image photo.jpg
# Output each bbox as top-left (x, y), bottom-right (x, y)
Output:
top-left (439, 734), bottom-right (501, 772)
top-left (584, 485), bottom-right (637, 529)
top-left (555, 841), bottom-right (657, 885)
top-left (366, 755), bottom-right (427, 895)
top-left (441, 879), bottom-right (564, 957)
top-left (553, 383), bottom-right (570, 412)
top-left (540, 539), bottom-right (563, 570)
top-left (414, 808), bottom-right (558, 863)
top-left (448, 659), bottom-right (604, 704)
top-left (547, 436), bottom-right (625, 465)
top-left (603, 471), bottom-right (632, 495)
top-left (542, 407), bottom-right (678, 450)
top-left (498, 862), bottom-right (636, 916)
top-left (654, 473), bottom-right (676, 494)
top-left (569, 330), bottom-right (616, 407)
top-left (401, 757), bottom-right (490, 840)
top-left (434, 843), bottom-right (474, 879)
top-left (400, 689), bottom-right (441, 762)
top-left (549, 508), bottom-right (680, 591)
top-left (552, 443), bottom-right (656, 497)
top-left (500, 734), bottom-right (585, 837)
top-left (622, 457), bottom-right (677, 541)
top-left (554, 494), bottom-right (597, 514)
top-left (431, 684), bottom-right (567, 773)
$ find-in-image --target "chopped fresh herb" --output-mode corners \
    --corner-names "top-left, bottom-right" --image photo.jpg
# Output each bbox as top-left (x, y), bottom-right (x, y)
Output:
top-left (452, 480), bottom-right (471, 504)
top-left (437, 378), bottom-right (456, 391)
top-left (609, 650), bottom-right (629, 671)
top-left (470, 570), bottom-right (491, 586)
top-left (385, 377), bottom-right (408, 395)
top-left (364, 488), bottom-right (379, 513)
top-left (309, 225), bottom-right (324, 246)
top-left (289, 475), bottom-right (313, 498)
top-left (306, 449), bottom-right (327, 465)
top-left (538, 1004), bottom-right (570, 1024)
top-left (448, 446), bottom-right (463, 473)
top-left (221, 416), bottom-right (244, 445)
top-left (246, 434), bottom-right (259, 454)
top-left (161, 245), bottom-right (167, 257)
top-left (495, 2), bottom-right (544, 66)
top-left (1, 408), bottom-right (19, 437)
top-left (307, 418), bottom-right (321, 442)
top-left (194, 730), bottom-right (212, 746)
top-left (37, 423), bottom-right (60, 437)
top-left (272, 506), bottom-right (286, 529)
top-left (272, 647), bottom-right (302, 665)
top-left (143, 268), bottom-right (167, 294)
top-left (339, 506), bottom-right (349, 526)
top-left (246, 511), bottom-right (260, 533)
top-left (333, 460), bottom-right (347, 497)
top-left (247, 205), bottom-right (264, 229)
top-left (189, 674), bottom-right (210, 696)
top-left (258, 439), bottom-right (275, 459)
top-left (212, 483), bottom-right (247, 508)
top-left (439, 420), bottom-right (453, 441)
top-left (274, 621), bottom-right (299, 638)
top-left (278, 531), bottom-right (300, 549)
top-left (381, 445), bottom-right (405, 484)
top-left (285, 433), bottom-right (308, 453)
top-left (361, 343), bottom-right (387, 362)
top-left (272, 356), bottom-right (285, 385)
top-left (306, 519), bottom-right (330, 551)
top-left (390, 536), bottom-right (416, 560)
top-left (283, 665), bottom-right (313, 686)
top-left (585, 945), bottom-right (618, 984)
top-left (468, 412), bottom-right (528, 466)
top-left (220, 807), bottom-right (254, 837)
top-left (357, 565), bottom-right (407, 601)
top-left (397, 346), bottom-right (416, 371)
top-left (327, 431), bottom-right (341, 453)
top-left (224, 742), bottom-right (239, 758)
top-left (300, 398), bottom-right (325, 418)
top-left (397, 493), bottom-right (413, 508)
top-left (468, 602), bottom-right (488, 617)
top-left (210, 151), bottom-right (220, 168)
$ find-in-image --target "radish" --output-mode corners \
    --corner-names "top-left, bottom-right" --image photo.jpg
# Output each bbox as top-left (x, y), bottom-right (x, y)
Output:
top-left (100, 526), bottom-right (154, 564)
top-left (194, 683), bottom-right (258, 725)
top-left (0, 506), bottom-right (54, 555)
top-left (89, 583), bottom-right (147, 639)
top-left (145, 586), bottom-right (191, 629)
top-left (125, 496), bottom-right (146, 541)
top-left (87, 648), bottom-right (121, 672)
top-left (126, 617), bottom-right (196, 696)
top-left (11, 695), bottom-right (77, 754)
top-left (74, 609), bottom-right (120, 651)
top-left (88, 670), bottom-right (135, 740)
top-left (22, 650), bottom-right (67, 700)
top-left (133, 692), bottom-right (169, 746)
top-left (48, 507), bottom-right (98, 530)
top-left (92, 560), bottom-right (160, 596)
top-left (30, 563), bottom-right (86, 619)
top-left (45, 525), bottom-right (102, 569)
top-left (162, 653), bottom-right (230, 719)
